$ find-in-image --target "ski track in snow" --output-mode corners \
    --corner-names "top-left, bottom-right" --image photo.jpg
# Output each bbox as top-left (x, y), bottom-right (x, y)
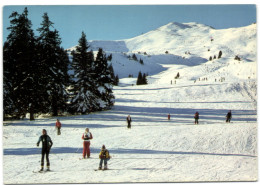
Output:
top-left (3, 22), bottom-right (257, 183)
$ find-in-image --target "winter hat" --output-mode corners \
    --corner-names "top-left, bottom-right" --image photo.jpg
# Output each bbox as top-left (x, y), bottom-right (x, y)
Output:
top-left (102, 145), bottom-right (106, 149)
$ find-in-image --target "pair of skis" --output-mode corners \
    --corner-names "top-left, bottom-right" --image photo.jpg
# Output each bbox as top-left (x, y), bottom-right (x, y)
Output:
top-left (33, 169), bottom-right (52, 173)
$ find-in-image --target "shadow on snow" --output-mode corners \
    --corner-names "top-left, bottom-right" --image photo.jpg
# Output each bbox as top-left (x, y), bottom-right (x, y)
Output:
top-left (4, 147), bottom-right (256, 158)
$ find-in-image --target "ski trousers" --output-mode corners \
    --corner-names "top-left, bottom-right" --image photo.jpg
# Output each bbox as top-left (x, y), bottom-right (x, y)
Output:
top-left (41, 149), bottom-right (50, 167)
top-left (57, 127), bottom-right (61, 135)
top-left (226, 118), bottom-right (231, 123)
top-left (127, 122), bottom-right (131, 129)
top-left (83, 141), bottom-right (91, 158)
top-left (99, 158), bottom-right (108, 168)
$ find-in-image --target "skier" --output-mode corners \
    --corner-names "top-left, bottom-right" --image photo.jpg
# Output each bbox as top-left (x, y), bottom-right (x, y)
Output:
top-left (194, 112), bottom-right (199, 124)
top-left (98, 145), bottom-right (111, 170)
top-left (226, 110), bottom-right (232, 123)
top-left (126, 115), bottom-right (132, 129)
top-left (82, 128), bottom-right (93, 158)
top-left (168, 113), bottom-right (171, 120)
top-left (55, 119), bottom-right (62, 135)
top-left (36, 129), bottom-right (53, 171)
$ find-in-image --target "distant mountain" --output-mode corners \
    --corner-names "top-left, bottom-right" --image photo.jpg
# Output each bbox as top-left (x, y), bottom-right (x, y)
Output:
top-left (68, 22), bottom-right (256, 79)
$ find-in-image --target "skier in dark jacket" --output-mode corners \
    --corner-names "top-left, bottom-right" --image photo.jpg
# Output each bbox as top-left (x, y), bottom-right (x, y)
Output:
top-left (126, 115), bottom-right (132, 129)
top-left (194, 112), bottom-right (199, 124)
top-left (37, 129), bottom-right (53, 171)
top-left (226, 110), bottom-right (232, 123)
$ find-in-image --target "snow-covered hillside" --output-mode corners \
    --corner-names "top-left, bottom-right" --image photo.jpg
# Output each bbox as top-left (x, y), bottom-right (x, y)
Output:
top-left (3, 22), bottom-right (257, 183)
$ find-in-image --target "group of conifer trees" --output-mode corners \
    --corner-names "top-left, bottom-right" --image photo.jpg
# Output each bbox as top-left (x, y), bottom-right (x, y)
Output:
top-left (3, 8), bottom-right (115, 120)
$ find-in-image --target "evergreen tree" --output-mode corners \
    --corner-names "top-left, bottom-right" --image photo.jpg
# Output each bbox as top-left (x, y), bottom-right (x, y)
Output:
top-left (139, 58), bottom-right (144, 65)
top-left (175, 72), bottom-right (180, 79)
top-left (69, 32), bottom-right (100, 114)
top-left (3, 8), bottom-right (43, 120)
top-left (132, 54), bottom-right (138, 61)
top-left (107, 54), bottom-right (113, 61)
top-left (93, 48), bottom-right (115, 109)
top-left (142, 73), bottom-right (148, 84)
top-left (136, 71), bottom-right (143, 85)
top-left (37, 13), bottom-right (70, 116)
top-left (218, 50), bottom-right (222, 59)
top-left (114, 75), bottom-right (119, 86)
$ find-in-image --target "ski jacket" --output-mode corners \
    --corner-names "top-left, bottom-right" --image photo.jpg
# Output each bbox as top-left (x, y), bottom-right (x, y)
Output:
top-left (126, 117), bottom-right (132, 123)
top-left (194, 113), bottom-right (199, 119)
top-left (37, 135), bottom-right (53, 150)
top-left (99, 149), bottom-right (110, 159)
top-left (56, 121), bottom-right (61, 128)
top-left (82, 132), bottom-right (93, 142)
top-left (226, 112), bottom-right (232, 118)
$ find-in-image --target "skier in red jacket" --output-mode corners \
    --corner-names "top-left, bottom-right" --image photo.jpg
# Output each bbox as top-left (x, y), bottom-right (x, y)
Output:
top-left (82, 128), bottom-right (93, 158)
top-left (55, 119), bottom-right (62, 135)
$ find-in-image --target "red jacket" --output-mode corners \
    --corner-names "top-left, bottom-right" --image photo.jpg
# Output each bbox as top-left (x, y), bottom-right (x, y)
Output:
top-left (56, 121), bottom-right (61, 128)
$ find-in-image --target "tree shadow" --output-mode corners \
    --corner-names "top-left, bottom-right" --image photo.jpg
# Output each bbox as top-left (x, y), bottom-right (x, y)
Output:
top-left (4, 147), bottom-right (256, 158)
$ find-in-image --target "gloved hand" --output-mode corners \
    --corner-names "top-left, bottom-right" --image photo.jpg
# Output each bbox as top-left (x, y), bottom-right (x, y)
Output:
top-left (37, 143), bottom-right (39, 147)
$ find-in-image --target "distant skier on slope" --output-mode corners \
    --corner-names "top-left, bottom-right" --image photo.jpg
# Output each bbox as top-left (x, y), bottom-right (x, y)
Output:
top-left (37, 129), bottom-right (53, 171)
top-left (126, 115), bottom-right (132, 129)
top-left (226, 110), bottom-right (232, 123)
top-left (168, 113), bottom-right (171, 120)
top-left (55, 119), bottom-right (62, 135)
top-left (82, 128), bottom-right (93, 158)
top-left (98, 145), bottom-right (111, 170)
top-left (194, 112), bottom-right (199, 124)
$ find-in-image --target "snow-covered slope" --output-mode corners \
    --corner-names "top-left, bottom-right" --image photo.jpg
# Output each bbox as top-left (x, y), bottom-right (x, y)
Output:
top-left (3, 22), bottom-right (257, 183)
top-left (68, 22), bottom-right (256, 79)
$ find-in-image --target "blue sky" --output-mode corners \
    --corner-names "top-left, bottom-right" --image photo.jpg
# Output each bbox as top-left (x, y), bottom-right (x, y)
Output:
top-left (3, 5), bottom-right (256, 49)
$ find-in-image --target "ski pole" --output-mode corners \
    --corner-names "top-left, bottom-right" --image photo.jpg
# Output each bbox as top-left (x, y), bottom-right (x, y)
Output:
top-left (75, 146), bottom-right (81, 153)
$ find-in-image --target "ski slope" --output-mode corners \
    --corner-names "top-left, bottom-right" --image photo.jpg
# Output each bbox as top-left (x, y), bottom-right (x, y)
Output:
top-left (2, 22), bottom-right (257, 183)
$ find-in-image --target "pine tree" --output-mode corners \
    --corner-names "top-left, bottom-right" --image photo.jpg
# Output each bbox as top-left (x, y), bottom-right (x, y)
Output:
top-left (69, 32), bottom-right (100, 114)
top-left (218, 51), bottom-right (222, 59)
top-left (139, 58), bottom-right (144, 65)
top-left (132, 54), bottom-right (138, 61)
top-left (175, 72), bottom-right (180, 79)
top-left (37, 13), bottom-right (70, 116)
top-left (142, 73), bottom-right (148, 84)
top-left (93, 48), bottom-right (115, 109)
top-left (136, 71), bottom-right (143, 85)
top-left (114, 75), bottom-right (119, 86)
top-left (3, 8), bottom-right (43, 120)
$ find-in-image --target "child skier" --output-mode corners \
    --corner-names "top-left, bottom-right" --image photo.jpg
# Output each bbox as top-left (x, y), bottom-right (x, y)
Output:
top-left (194, 112), bottom-right (199, 124)
top-left (98, 145), bottom-right (110, 170)
top-left (55, 119), bottom-right (62, 135)
top-left (82, 128), bottom-right (93, 158)
top-left (36, 129), bottom-right (53, 171)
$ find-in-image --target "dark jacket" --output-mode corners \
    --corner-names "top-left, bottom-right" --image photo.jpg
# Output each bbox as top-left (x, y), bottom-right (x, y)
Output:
top-left (37, 135), bottom-right (53, 150)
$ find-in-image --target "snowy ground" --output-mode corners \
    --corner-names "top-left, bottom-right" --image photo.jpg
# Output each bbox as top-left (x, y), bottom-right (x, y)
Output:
top-left (2, 63), bottom-right (257, 184)
top-left (2, 22), bottom-right (258, 183)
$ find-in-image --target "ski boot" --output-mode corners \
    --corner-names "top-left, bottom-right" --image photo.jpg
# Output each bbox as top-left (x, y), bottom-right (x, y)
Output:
top-left (39, 166), bottom-right (44, 172)
top-left (98, 166), bottom-right (102, 170)
top-left (104, 165), bottom-right (108, 170)
top-left (46, 166), bottom-right (50, 171)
